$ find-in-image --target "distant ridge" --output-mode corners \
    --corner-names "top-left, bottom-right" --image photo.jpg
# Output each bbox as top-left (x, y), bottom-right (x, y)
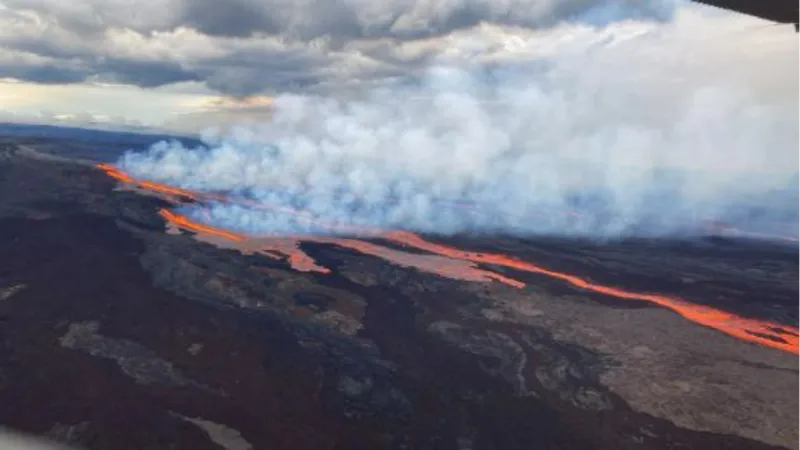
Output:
top-left (0, 122), bottom-right (206, 163)
top-left (0, 122), bottom-right (202, 148)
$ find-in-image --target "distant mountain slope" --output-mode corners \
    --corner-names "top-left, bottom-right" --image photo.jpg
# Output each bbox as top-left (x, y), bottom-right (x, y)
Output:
top-left (0, 122), bottom-right (202, 147)
top-left (0, 122), bottom-right (205, 162)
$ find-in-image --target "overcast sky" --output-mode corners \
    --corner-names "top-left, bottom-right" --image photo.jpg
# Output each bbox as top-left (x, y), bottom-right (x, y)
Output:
top-left (0, 0), bottom-right (796, 134)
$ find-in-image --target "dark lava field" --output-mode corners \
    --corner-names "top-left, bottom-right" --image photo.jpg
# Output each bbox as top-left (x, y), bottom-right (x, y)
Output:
top-left (0, 133), bottom-right (797, 450)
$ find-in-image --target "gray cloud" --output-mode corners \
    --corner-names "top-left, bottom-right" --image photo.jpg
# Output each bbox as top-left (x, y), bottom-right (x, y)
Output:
top-left (5, 0), bottom-right (677, 40)
top-left (0, 63), bottom-right (85, 84)
top-left (0, 0), bottom-right (680, 95)
top-left (98, 59), bottom-right (201, 87)
top-left (177, 0), bottom-right (675, 40)
top-left (180, 0), bottom-right (277, 38)
top-left (0, 46), bottom-right (200, 87)
top-left (0, 0), bottom-right (180, 35)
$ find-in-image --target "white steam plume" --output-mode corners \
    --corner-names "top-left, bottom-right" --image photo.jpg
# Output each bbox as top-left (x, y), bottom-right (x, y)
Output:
top-left (119, 9), bottom-right (799, 240)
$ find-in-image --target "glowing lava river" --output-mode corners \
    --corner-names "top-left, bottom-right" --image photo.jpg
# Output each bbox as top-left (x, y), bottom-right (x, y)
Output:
top-left (97, 163), bottom-right (799, 355)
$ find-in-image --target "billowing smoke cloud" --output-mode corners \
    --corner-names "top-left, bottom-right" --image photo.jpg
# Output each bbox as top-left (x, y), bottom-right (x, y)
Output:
top-left (118, 9), bottom-right (799, 240)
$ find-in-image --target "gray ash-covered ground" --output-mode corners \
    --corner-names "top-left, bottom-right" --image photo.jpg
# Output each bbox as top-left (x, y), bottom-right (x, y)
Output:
top-left (0, 133), bottom-right (797, 450)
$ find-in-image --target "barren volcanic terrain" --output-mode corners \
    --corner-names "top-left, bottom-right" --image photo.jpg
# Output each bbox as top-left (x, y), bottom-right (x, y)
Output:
top-left (0, 133), bottom-right (797, 450)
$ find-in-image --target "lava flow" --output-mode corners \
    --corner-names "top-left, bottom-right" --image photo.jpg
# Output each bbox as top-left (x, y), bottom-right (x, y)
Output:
top-left (98, 163), bottom-right (198, 201)
top-left (159, 208), bottom-right (526, 288)
top-left (159, 209), bottom-right (244, 242)
top-left (380, 231), bottom-right (799, 354)
top-left (97, 163), bottom-right (800, 355)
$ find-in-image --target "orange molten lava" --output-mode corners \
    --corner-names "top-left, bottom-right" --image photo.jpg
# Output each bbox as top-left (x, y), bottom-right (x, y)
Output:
top-left (159, 209), bottom-right (245, 242)
top-left (97, 163), bottom-right (800, 355)
top-left (97, 164), bottom-right (197, 201)
top-left (253, 239), bottom-right (331, 274)
top-left (158, 207), bottom-right (525, 287)
top-left (310, 236), bottom-right (526, 288)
